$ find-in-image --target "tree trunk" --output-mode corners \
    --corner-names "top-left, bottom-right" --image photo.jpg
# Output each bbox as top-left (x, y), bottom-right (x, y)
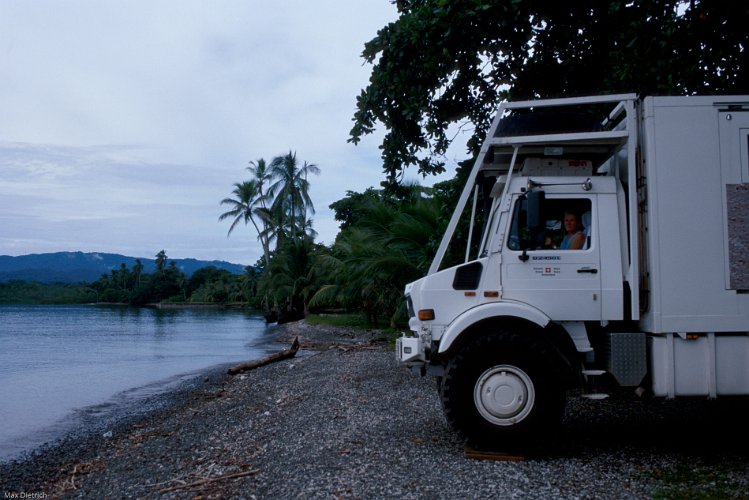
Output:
top-left (227, 337), bottom-right (299, 375)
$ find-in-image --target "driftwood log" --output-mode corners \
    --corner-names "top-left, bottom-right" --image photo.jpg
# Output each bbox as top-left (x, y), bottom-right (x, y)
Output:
top-left (227, 336), bottom-right (300, 376)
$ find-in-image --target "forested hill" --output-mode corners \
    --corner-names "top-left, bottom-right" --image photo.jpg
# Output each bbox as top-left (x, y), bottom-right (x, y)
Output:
top-left (0, 252), bottom-right (245, 283)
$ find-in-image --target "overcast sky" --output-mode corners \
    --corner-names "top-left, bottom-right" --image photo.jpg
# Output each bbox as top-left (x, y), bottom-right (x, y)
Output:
top-left (0, 1), bottom-right (464, 266)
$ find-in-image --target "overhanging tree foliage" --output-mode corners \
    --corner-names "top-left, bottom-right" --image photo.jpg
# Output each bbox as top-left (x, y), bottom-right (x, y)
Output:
top-left (350, 0), bottom-right (749, 183)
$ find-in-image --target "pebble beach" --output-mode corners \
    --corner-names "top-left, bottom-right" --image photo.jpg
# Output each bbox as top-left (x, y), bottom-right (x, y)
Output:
top-left (2, 320), bottom-right (749, 499)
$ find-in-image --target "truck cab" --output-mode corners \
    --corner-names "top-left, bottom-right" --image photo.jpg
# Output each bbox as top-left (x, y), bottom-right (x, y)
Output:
top-left (397, 94), bottom-right (749, 448)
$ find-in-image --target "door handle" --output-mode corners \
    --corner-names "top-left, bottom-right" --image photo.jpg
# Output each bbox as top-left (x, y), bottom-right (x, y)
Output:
top-left (577, 267), bottom-right (598, 274)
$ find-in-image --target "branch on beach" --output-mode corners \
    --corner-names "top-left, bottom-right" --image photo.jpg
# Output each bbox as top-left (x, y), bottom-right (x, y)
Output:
top-left (51, 461), bottom-right (98, 495)
top-left (227, 336), bottom-right (300, 375)
top-left (156, 468), bottom-right (261, 493)
top-left (334, 343), bottom-right (383, 352)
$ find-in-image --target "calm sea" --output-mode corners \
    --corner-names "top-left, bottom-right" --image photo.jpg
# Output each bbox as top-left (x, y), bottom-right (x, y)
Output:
top-left (0, 304), bottom-right (277, 462)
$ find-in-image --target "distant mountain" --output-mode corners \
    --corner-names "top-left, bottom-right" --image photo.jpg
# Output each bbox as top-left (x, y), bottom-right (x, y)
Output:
top-left (0, 252), bottom-right (247, 284)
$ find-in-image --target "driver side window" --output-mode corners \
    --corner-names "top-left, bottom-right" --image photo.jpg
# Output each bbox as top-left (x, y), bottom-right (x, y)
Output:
top-left (508, 197), bottom-right (592, 251)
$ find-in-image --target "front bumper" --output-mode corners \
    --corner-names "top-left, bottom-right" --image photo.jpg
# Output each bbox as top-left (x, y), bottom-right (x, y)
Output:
top-left (395, 332), bottom-right (445, 377)
top-left (395, 335), bottom-right (426, 364)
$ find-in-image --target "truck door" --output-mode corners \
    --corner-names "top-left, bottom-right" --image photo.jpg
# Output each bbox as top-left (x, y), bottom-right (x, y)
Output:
top-left (501, 194), bottom-right (602, 320)
top-left (719, 109), bottom-right (749, 290)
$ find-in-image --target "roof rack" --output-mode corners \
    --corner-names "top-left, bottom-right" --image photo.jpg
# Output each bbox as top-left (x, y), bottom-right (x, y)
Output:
top-left (479, 94), bottom-right (637, 175)
top-left (429, 94), bottom-right (640, 279)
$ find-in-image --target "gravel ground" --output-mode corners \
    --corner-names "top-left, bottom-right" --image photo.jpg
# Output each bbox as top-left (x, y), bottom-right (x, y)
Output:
top-left (2, 320), bottom-right (749, 499)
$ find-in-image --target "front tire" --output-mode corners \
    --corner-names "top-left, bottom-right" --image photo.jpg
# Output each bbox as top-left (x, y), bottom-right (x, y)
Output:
top-left (440, 330), bottom-right (566, 450)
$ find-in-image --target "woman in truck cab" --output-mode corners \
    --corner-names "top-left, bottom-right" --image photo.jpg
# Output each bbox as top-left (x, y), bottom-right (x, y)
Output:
top-left (560, 211), bottom-right (586, 250)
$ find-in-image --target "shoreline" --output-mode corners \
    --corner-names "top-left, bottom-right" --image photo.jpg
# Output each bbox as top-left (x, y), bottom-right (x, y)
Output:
top-left (0, 361), bottom-right (238, 464)
top-left (88, 302), bottom-right (253, 310)
top-left (0, 320), bottom-right (384, 493)
top-left (0, 305), bottom-right (278, 467)
top-left (0, 360), bottom-right (234, 466)
top-left (2, 320), bottom-right (749, 498)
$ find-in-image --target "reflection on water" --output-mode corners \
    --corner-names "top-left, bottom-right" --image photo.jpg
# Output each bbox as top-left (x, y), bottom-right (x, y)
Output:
top-left (0, 305), bottom-right (275, 462)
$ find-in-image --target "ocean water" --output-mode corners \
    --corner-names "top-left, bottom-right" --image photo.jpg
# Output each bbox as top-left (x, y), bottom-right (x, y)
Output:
top-left (0, 305), bottom-right (277, 462)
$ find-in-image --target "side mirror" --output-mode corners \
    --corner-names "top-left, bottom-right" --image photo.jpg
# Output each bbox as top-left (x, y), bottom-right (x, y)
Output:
top-left (526, 190), bottom-right (545, 230)
top-left (518, 190), bottom-right (545, 262)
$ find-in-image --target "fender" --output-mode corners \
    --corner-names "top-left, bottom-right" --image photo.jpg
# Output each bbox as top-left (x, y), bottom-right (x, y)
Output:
top-left (437, 300), bottom-right (551, 354)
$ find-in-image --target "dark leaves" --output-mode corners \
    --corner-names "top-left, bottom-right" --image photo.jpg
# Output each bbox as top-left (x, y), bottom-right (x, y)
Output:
top-left (352, 0), bottom-right (749, 180)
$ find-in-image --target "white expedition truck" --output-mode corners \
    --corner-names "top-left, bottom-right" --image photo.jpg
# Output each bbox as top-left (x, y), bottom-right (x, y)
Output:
top-left (397, 94), bottom-right (749, 448)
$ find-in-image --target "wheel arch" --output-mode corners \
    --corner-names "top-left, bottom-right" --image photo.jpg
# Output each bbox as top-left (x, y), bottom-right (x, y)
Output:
top-left (436, 305), bottom-right (579, 386)
top-left (437, 302), bottom-right (550, 355)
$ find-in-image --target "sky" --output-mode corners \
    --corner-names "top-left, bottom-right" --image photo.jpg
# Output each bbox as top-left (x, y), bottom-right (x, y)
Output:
top-left (0, 1), bottom-right (465, 266)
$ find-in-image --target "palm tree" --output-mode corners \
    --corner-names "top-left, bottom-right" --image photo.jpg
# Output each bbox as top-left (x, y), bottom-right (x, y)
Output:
top-left (247, 159), bottom-right (272, 205)
top-left (219, 180), bottom-right (272, 267)
top-left (155, 250), bottom-right (168, 273)
top-left (259, 237), bottom-right (323, 321)
top-left (132, 259), bottom-right (144, 288)
top-left (239, 266), bottom-right (260, 303)
top-left (310, 188), bottom-right (444, 327)
top-left (220, 152), bottom-right (320, 319)
top-left (246, 159), bottom-right (275, 259)
top-left (268, 151), bottom-right (320, 241)
top-left (219, 158), bottom-right (277, 267)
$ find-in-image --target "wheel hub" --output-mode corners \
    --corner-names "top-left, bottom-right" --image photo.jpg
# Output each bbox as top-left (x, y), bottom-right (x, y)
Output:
top-left (474, 365), bottom-right (535, 426)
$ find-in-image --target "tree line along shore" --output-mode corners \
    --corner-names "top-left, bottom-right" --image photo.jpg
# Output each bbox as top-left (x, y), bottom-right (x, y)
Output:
top-left (0, 255), bottom-right (257, 309)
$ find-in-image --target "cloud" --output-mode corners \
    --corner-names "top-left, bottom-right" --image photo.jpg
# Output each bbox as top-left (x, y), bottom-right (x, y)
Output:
top-left (0, 1), bottom-right (401, 264)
